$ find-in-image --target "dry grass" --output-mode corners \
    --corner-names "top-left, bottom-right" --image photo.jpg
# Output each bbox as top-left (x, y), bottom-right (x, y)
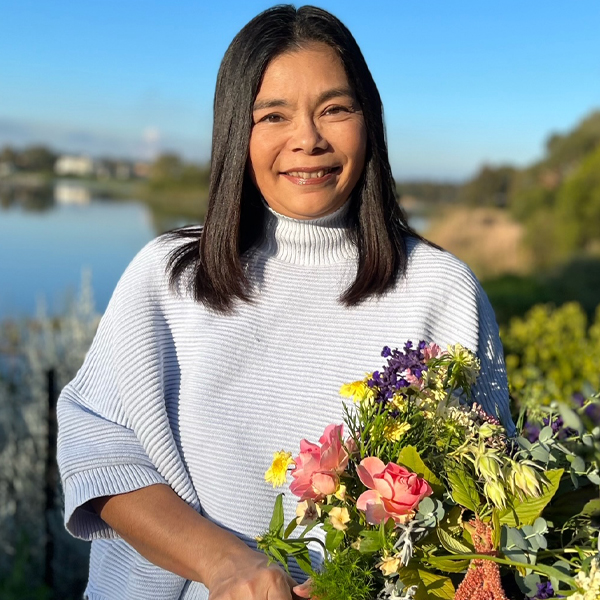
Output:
top-left (423, 206), bottom-right (534, 279)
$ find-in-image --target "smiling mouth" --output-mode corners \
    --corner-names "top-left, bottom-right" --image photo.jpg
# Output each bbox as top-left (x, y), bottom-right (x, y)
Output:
top-left (282, 167), bottom-right (340, 179)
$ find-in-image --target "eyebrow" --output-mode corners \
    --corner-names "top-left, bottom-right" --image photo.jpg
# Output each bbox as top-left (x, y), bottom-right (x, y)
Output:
top-left (252, 87), bottom-right (356, 111)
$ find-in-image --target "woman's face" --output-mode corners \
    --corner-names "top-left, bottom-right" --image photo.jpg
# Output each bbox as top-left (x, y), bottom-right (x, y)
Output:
top-left (248, 43), bottom-right (367, 220)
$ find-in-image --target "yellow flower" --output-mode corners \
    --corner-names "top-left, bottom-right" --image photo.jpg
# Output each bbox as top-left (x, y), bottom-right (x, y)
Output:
top-left (390, 393), bottom-right (408, 410)
top-left (377, 552), bottom-right (402, 576)
top-left (339, 379), bottom-right (374, 404)
top-left (329, 507), bottom-right (350, 531)
top-left (334, 484), bottom-right (347, 501)
top-left (383, 421), bottom-right (412, 442)
top-left (264, 450), bottom-right (294, 488)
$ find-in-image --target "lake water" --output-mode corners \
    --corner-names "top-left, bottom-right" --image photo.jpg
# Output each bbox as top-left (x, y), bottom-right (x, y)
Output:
top-left (0, 186), bottom-right (428, 320)
top-left (0, 193), bottom-right (163, 319)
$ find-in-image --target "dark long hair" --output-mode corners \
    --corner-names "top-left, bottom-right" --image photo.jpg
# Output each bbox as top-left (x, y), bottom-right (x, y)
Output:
top-left (167, 4), bottom-right (431, 312)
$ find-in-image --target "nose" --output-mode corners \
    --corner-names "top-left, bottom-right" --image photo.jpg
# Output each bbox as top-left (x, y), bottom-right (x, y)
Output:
top-left (290, 116), bottom-right (328, 154)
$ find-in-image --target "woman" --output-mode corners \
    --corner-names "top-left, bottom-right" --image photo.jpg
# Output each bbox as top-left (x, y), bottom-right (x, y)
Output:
top-left (57, 5), bottom-right (514, 600)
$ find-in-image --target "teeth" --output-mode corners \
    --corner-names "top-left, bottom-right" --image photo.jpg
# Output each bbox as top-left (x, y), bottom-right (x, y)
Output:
top-left (286, 168), bottom-right (333, 179)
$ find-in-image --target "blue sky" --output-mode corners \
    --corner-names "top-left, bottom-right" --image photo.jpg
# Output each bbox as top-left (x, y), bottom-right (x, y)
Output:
top-left (0, 0), bottom-right (598, 180)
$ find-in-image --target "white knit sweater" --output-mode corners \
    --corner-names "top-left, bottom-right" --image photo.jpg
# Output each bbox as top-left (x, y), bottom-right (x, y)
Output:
top-left (57, 203), bottom-right (514, 600)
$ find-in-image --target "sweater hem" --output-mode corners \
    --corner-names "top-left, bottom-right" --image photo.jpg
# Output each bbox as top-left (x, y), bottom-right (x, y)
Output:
top-left (64, 463), bottom-right (168, 540)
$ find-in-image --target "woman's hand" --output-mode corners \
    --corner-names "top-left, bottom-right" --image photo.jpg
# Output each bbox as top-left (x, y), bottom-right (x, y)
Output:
top-left (206, 547), bottom-right (307, 599)
top-left (91, 484), bottom-right (313, 598)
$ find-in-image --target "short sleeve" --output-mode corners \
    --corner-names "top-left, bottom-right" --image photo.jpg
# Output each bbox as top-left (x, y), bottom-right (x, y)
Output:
top-left (57, 238), bottom-right (197, 540)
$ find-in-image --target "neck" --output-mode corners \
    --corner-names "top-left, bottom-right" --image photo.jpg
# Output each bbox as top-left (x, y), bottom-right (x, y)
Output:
top-left (255, 200), bottom-right (356, 266)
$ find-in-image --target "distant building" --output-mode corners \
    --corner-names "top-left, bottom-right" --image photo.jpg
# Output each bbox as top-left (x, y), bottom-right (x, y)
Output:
top-left (54, 155), bottom-right (94, 177)
top-left (133, 161), bottom-right (150, 178)
top-left (54, 182), bottom-right (91, 205)
top-left (0, 161), bottom-right (16, 178)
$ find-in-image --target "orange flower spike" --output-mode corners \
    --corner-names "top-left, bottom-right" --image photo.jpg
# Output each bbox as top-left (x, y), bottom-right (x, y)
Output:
top-left (455, 519), bottom-right (509, 600)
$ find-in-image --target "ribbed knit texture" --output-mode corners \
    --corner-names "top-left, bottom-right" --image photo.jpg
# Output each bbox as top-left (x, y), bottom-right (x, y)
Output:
top-left (57, 202), bottom-right (514, 600)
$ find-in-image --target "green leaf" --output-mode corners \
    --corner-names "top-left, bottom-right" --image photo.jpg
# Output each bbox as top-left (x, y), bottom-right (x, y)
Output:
top-left (437, 528), bottom-right (472, 554)
top-left (299, 520), bottom-right (319, 538)
top-left (284, 518), bottom-right (297, 539)
top-left (269, 546), bottom-right (289, 572)
top-left (499, 469), bottom-right (563, 526)
top-left (418, 570), bottom-right (455, 599)
top-left (581, 498), bottom-right (600, 518)
top-left (269, 493), bottom-right (285, 535)
top-left (294, 548), bottom-right (314, 576)
top-left (557, 403), bottom-right (583, 433)
top-left (397, 446), bottom-right (444, 495)
top-left (325, 529), bottom-right (344, 553)
top-left (358, 530), bottom-right (383, 553)
top-left (426, 555), bottom-right (470, 573)
top-left (492, 510), bottom-right (501, 550)
top-left (447, 468), bottom-right (481, 512)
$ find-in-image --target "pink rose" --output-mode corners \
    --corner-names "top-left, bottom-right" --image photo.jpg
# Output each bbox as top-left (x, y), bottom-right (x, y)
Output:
top-left (290, 424), bottom-right (351, 501)
top-left (356, 457), bottom-right (433, 524)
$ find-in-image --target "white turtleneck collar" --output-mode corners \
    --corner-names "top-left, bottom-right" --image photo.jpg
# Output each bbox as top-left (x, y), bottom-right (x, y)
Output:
top-left (255, 199), bottom-right (357, 266)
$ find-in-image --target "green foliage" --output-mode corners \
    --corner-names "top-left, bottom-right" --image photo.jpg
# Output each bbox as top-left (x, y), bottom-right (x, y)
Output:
top-left (0, 537), bottom-right (51, 600)
top-left (483, 257), bottom-right (600, 326)
top-left (457, 164), bottom-right (516, 207)
top-left (501, 302), bottom-right (600, 412)
top-left (555, 145), bottom-right (600, 253)
top-left (309, 550), bottom-right (376, 600)
top-left (498, 470), bottom-right (563, 526)
top-left (148, 153), bottom-right (210, 190)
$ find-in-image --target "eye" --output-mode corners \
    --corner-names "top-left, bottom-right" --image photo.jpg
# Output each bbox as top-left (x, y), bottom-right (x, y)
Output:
top-left (257, 113), bottom-right (285, 124)
top-left (323, 105), bottom-right (352, 116)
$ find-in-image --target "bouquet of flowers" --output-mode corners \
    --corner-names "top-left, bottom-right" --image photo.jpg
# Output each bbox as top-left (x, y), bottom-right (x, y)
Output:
top-left (257, 341), bottom-right (600, 600)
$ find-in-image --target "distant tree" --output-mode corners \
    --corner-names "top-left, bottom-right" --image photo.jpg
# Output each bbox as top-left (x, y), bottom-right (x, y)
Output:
top-left (555, 144), bottom-right (600, 254)
top-left (544, 111), bottom-right (600, 171)
top-left (148, 153), bottom-right (210, 190)
top-left (16, 146), bottom-right (57, 172)
top-left (0, 146), bottom-right (18, 164)
top-left (149, 153), bottom-right (185, 183)
top-left (457, 164), bottom-right (517, 206)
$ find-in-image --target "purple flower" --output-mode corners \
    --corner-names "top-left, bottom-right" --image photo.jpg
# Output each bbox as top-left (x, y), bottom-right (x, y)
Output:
top-left (532, 581), bottom-right (554, 599)
top-left (523, 421), bottom-right (541, 443)
top-left (368, 341), bottom-right (430, 405)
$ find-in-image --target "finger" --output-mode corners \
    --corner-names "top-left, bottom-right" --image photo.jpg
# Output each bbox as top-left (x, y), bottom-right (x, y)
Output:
top-left (292, 578), bottom-right (312, 598)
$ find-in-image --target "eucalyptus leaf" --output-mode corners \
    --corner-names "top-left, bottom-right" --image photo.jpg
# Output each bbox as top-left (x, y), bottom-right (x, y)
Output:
top-left (557, 403), bottom-right (583, 433)
top-left (530, 444), bottom-right (550, 464)
top-left (533, 517), bottom-right (548, 535)
top-left (538, 426), bottom-right (554, 443)
top-left (588, 470), bottom-right (600, 485)
top-left (517, 436), bottom-right (532, 451)
top-left (571, 456), bottom-right (586, 474)
top-left (418, 497), bottom-right (435, 515)
top-left (515, 572), bottom-right (540, 596)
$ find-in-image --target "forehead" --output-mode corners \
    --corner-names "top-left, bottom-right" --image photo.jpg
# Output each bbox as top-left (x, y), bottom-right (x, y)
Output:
top-left (255, 42), bottom-right (352, 101)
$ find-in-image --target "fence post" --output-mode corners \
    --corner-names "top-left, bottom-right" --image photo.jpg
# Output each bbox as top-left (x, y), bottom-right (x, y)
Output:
top-left (44, 368), bottom-right (58, 593)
